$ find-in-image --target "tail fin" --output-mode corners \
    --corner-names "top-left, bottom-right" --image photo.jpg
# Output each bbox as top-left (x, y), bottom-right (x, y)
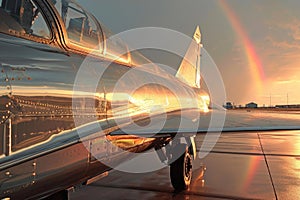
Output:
top-left (176, 26), bottom-right (202, 89)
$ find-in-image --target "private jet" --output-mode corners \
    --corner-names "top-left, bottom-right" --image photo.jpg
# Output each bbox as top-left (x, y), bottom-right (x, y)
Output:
top-left (0, 0), bottom-right (210, 199)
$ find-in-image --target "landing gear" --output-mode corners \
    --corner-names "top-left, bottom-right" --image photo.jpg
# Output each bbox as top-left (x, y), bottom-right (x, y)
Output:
top-left (155, 136), bottom-right (196, 191)
top-left (170, 144), bottom-right (193, 191)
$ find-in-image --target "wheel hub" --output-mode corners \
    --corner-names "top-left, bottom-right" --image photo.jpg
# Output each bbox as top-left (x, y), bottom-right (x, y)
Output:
top-left (184, 154), bottom-right (192, 178)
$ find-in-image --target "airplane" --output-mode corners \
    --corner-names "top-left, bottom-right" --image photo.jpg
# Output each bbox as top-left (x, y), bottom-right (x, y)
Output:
top-left (0, 0), bottom-right (211, 199)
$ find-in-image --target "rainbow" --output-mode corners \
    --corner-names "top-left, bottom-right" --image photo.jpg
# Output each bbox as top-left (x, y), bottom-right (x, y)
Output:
top-left (241, 156), bottom-right (261, 191)
top-left (218, 0), bottom-right (265, 94)
top-left (217, 2), bottom-right (264, 187)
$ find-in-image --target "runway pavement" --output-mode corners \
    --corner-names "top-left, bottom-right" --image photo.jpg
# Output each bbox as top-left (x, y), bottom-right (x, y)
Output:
top-left (70, 130), bottom-right (300, 200)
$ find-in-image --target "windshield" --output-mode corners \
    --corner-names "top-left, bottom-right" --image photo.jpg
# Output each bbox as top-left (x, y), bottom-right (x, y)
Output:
top-left (51, 0), bottom-right (136, 63)
top-left (51, 0), bottom-right (101, 51)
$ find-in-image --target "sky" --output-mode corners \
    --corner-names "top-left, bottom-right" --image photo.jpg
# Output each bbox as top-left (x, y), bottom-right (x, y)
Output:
top-left (77, 0), bottom-right (300, 106)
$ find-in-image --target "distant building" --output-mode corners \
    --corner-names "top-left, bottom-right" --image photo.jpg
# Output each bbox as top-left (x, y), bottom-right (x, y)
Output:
top-left (224, 102), bottom-right (233, 109)
top-left (246, 102), bottom-right (258, 108)
top-left (275, 104), bottom-right (300, 108)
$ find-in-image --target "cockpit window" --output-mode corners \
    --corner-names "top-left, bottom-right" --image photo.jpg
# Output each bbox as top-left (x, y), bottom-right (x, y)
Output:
top-left (52, 0), bottom-right (101, 51)
top-left (101, 25), bottom-right (130, 64)
top-left (0, 0), bottom-right (51, 39)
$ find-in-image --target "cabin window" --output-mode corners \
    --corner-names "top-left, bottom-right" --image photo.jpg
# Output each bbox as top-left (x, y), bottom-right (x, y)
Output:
top-left (52, 0), bottom-right (101, 51)
top-left (0, 0), bottom-right (51, 39)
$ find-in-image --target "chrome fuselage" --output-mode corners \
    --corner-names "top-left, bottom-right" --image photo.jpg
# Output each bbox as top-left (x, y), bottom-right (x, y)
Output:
top-left (0, 0), bottom-right (208, 199)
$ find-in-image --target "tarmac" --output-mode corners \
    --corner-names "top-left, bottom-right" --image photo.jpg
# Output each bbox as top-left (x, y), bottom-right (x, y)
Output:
top-left (70, 128), bottom-right (300, 200)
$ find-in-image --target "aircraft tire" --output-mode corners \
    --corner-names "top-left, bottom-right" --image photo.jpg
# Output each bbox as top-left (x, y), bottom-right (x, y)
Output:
top-left (170, 144), bottom-right (192, 191)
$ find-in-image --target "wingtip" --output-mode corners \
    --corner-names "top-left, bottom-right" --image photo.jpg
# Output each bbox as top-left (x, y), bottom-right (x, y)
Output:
top-left (193, 26), bottom-right (201, 44)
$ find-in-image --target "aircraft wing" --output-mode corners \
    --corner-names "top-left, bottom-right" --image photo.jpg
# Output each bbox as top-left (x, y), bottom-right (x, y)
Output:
top-left (110, 109), bottom-right (300, 137)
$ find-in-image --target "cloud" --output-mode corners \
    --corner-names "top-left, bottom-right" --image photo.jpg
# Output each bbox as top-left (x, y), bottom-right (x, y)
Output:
top-left (254, 17), bottom-right (300, 83)
top-left (275, 79), bottom-right (300, 85)
top-left (265, 18), bottom-right (300, 46)
top-left (281, 20), bottom-right (300, 41)
top-left (265, 36), bottom-right (300, 50)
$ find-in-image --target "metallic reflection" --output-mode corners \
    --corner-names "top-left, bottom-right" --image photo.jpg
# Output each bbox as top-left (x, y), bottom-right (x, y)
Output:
top-left (0, 1), bottom-right (210, 198)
